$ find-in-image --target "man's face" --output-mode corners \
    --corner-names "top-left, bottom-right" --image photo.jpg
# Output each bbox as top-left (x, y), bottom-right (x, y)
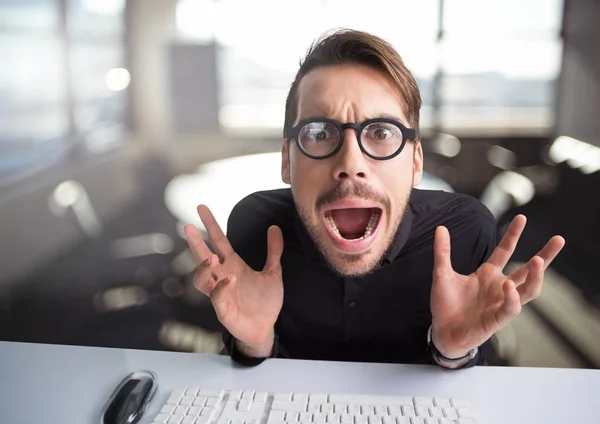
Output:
top-left (282, 63), bottom-right (423, 277)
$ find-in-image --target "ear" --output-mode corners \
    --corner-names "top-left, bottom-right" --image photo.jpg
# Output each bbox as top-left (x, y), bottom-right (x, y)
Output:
top-left (412, 141), bottom-right (423, 187)
top-left (281, 140), bottom-right (291, 184)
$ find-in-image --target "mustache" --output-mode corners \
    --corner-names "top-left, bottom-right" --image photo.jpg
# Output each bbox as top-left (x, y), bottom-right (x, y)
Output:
top-left (316, 182), bottom-right (390, 213)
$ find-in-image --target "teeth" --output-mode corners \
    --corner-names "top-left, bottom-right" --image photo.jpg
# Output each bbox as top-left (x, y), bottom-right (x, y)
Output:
top-left (325, 212), bottom-right (381, 241)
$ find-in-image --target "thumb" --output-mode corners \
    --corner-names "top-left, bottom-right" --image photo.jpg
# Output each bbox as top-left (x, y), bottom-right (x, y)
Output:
top-left (264, 225), bottom-right (284, 273)
top-left (433, 225), bottom-right (453, 279)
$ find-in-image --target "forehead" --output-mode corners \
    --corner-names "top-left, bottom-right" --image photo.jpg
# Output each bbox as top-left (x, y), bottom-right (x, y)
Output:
top-left (295, 63), bottom-right (409, 125)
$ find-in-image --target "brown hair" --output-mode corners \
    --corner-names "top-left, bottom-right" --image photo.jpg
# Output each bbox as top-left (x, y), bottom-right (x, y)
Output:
top-left (283, 28), bottom-right (422, 139)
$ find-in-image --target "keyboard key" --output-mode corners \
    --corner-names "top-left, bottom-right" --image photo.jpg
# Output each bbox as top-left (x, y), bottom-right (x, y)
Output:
top-left (194, 397), bottom-right (207, 406)
top-left (374, 406), bottom-right (388, 416)
top-left (341, 414), bottom-right (354, 424)
top-left (187, 388), bottom-right (201, 397)
top-left (196, 418), bottom-right (209, 424)
top-left (162, 405), bottom-right (177, 414)
top-left (442, 408), bottom-right (457, 420)
top-left (200, 389), bottom-right (224, 398)
top-left (274, 393), bottom-right (292, 402)
top-left (175, 406), bottom-right (190, 415)
top-left (313, 413), bottom-right (326, 423)
top-left (309, 394), bottom-right (329, 403)
top-left (367, 415), bottom-right (381, 424)
top-left (428, 408), bottom-right (442, 418)
top-left (182, 418), bottom-right (197, 424)
top-left (382, 416), bottom-right (396, 424)
top-left (413, 398), bottom-right (434, 408)
top-left (168, 416), bottom-right (184, 424)
top-left (255, 392), bottom-right (269, 402)
top-left (409, 418), bottom-right (425, 424)
top-left (271, 401), bottom-right (307, 412)
top-left (267, 411), bottom-right (286, 423)
top-left (433, 399), bottom-right (451, 408)
top-left (242, 391), bottom-right (254, 400)
top-left (181, 397), bottom-right (195, 406)
top-left (334, 404), bottom-right (348, 414)
top-left (238, 400), bottom-right (252, 412)
top-left (230, 391), bottom-right (243, 400)
top-left (401, 406), bottom-right (415, 417)
top-left (415, 407), bottom-right (429, 417)
top-left (329, 395), bottom-right (412, 406)
top-left (293, 393), bottom-right (309, 401)
top-left (395, 419), bottom-right (410, 424)
top-left (322, 404), bottom-right (335, 413)
top-left (423, 419), bottom-right (438, 424)
top-left (154, 414), bottom-right (170, 424)
top-left (188, 406), bottom-right (202, 416)
top-left (355, 416), bottom-right (367, 424)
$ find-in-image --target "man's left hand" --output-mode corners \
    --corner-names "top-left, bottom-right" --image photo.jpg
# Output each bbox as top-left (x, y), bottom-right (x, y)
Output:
top-left (429, 214), bottom-right (565, 362)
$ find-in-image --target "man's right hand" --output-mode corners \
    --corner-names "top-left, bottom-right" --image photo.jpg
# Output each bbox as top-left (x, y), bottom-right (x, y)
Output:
top-left (184, 205), bottom-right (284, 357)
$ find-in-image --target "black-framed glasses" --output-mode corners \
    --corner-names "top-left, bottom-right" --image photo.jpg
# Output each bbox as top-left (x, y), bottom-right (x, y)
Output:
top-left (284, 117), bottom-right (417, 160)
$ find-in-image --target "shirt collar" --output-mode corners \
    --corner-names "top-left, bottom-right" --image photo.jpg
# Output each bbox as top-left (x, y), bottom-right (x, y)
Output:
top-left (292, 202), bottom-right (414, 264)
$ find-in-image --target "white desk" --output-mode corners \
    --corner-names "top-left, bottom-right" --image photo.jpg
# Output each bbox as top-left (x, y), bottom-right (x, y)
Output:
top-left (1, 341), bottom-right (599, 424)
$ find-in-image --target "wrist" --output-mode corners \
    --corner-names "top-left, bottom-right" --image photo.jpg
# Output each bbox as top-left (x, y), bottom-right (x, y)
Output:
top-left (430, 324), bottom-right (469, 358)
top-left (235, 330), bottom-right (275, 358)
top-left (428, 325), bottom-right (477, 367)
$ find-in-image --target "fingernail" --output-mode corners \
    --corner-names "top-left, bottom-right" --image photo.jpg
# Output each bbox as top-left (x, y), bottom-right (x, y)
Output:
top-left (203, 257), bottom-right (211, 265)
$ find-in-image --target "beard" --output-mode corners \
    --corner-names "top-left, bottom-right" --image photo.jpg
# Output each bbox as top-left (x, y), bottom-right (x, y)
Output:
top-left (292, 176), bottom-right (413, 277)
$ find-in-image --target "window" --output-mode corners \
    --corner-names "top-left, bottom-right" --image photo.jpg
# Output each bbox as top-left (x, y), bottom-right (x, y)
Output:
top-left (0, 1), bottom-right (68, 183)
top-left (176, 0), bottom-right (564, 137)
top-left (0, 0), bottom-right (128, 185)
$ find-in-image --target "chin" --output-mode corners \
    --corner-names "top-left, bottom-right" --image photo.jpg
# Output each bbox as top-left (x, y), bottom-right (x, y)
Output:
top-left (319, 219), bottom-right (389, 278)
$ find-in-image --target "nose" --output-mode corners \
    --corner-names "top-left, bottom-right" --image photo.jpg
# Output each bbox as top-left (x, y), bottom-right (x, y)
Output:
top-left (332, 128), bottom-right (368, 182)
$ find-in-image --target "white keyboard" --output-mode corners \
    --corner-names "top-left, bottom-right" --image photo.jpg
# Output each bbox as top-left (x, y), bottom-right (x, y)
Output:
top-left (152, 387), bottom-right (479, 424)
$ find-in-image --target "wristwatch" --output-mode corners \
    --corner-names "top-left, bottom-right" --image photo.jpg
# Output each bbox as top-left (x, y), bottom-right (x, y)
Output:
top-left (427, 325), bottom-right (478, 363)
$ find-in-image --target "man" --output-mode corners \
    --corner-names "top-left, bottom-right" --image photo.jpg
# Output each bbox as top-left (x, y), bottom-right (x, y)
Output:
top-left (184, 29), bottom-right (565, 369)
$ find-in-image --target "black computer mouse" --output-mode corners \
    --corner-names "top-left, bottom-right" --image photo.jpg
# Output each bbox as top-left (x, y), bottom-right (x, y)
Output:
top-left (101, 370), bottom-right (158, 424)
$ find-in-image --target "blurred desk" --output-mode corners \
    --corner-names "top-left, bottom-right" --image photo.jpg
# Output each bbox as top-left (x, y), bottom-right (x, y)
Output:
top-left (165, 152), bottom-right (453, 234)
top-left (1, 341), bottom-right (600, 424)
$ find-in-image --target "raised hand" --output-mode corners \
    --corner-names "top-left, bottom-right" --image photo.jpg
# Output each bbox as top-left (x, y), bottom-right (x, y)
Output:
top-left (184, 205), bottom-right (284, 353)
top-left (429, 214), bottom-right (565, 360)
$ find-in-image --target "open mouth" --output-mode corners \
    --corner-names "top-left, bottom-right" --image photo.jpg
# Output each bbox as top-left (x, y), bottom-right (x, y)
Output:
top-left (324, 207), bottom-right (382, 241)
top-left (321, 206), bottom-right (383, 254)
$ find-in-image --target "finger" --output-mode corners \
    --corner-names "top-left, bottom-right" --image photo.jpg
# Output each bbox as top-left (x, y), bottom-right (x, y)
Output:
top-left (487, 215), bottom-right (527, 269)
top-left (433, 226), bottom-right (453, 278)
top-left (192, 253), bottom-right (222, 295)
top-left (210, 274), bottom-right (237, 320)
top-left (535, 235), bottom-right (565, 269)
top-left (517, 256), bottom-right (544, 304)
top-left (509, 235), bottom-right (566, 284)
top-left (494, 279), bottom-right (522, 329)
top-left (197, 205), bottom-right (234, 260)
top-left (184, 223), bottom-right (213, 262)
top-left (264, 225), bottom-right (284, 273)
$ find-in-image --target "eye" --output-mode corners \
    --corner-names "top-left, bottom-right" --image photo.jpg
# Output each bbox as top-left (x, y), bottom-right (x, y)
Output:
top-left (300, 122), bottom-right (338, 143)
top-left (363, 122), bottom-right (402, 142)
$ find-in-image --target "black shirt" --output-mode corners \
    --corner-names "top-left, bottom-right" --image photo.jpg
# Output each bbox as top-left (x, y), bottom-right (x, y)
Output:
top-left (222, 188), bottom-right (498, 367)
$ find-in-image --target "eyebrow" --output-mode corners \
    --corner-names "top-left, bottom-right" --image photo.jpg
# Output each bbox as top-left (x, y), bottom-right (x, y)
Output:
top-left (297, 113), bottom-right (408, 126)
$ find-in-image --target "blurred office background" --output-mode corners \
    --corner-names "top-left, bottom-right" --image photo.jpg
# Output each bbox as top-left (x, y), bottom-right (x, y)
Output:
top-left (1, 0), bottom-right (599, 369)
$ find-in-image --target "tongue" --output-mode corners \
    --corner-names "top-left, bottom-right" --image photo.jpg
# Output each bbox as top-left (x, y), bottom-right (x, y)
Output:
top-left (331, 208), bottom-right (371, 236)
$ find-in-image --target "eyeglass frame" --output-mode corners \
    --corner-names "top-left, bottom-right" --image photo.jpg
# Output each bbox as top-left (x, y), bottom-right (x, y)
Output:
top-left (284, 117), bottom-right (418, 161)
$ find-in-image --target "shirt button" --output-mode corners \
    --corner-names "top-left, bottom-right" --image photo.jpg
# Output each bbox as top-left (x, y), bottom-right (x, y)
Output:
top-left (348, 301), bottom-right (356, 307)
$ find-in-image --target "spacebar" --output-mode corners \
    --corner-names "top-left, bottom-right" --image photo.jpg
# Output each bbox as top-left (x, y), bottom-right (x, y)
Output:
top-left (328, 394), bottom-right (413, 406)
